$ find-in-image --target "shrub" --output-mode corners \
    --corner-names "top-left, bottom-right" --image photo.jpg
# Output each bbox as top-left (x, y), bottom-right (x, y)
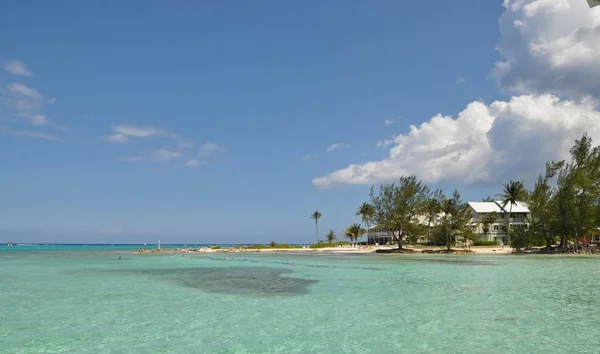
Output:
top-left (309, 242), bottom-right (351, 249)
top-left (473, 241), bottom-right (500, 246)
top-left (211, 245), bottom-right (222, 249)
top-left (244, 244), bottom-right (302, 249)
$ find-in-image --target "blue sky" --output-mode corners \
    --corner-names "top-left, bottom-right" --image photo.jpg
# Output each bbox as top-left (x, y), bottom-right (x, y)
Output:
top-left (2, 1), bottom-right (599, 244)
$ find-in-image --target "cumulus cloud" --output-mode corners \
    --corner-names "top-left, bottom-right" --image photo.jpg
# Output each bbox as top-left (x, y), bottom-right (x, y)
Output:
top-left (326, 143), bottom-right (349, 153)
top-left (4, 60), bottom-right (33, 77)
top-left (384, 119), bottom-right (395, 126)
top-left (313, 94), bottom-right (600, 187)
top-left (456, 77), bottom-right (466, 84)
top-left (493, 0), bottom-right (600, 99)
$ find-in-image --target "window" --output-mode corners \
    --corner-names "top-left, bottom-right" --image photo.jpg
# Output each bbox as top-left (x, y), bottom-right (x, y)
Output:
top-left (493, 225), bottom-right (499, 231)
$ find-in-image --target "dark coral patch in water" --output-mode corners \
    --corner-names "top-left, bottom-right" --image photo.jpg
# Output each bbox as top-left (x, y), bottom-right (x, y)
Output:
top-left (138, 267), bottom-right (318, 297)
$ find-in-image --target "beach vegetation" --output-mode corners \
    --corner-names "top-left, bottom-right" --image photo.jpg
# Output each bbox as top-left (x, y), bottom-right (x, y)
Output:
top-left (369, 175), bottom-right (431, 250)
top-left (310, 210), bottom-right (322, 244)
top-left (326, 230), bottom-right (337, 244)
top-left (344, 223), bottom-right (366, 246)
top-left (309, 241), bottom-right (350, 249)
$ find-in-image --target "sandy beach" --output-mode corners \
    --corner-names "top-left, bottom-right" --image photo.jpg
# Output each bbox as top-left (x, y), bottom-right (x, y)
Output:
top-left (135, 245), bottom-right (514, 255)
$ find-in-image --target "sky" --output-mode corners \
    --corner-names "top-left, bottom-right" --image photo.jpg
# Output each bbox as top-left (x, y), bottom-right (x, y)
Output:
top-left (1, 0), bottom-right (600, 244)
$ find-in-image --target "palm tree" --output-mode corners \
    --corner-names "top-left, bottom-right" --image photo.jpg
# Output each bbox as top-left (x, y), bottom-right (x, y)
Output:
top-left (356, 202), bottom-right (375, 244)
top-left (326, 230), bottom-right (337, 244)
top-left (496, 181), bottom-right (526, 248)
top-left (310, 210), bottom-right (322, 244)
top-left (344, 223), bottom-right (366, 247)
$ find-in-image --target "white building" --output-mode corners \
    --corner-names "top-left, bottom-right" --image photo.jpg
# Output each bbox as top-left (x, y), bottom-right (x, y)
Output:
top-left (468, 201), bottom-right (530, 244)
top-left (366, 200), bottom-right (531, 245)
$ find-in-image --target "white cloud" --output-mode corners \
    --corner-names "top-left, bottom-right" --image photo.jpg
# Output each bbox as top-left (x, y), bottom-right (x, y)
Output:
top-left (384, 119), bottom-right (395, 126)
top-left (376, 139), bottom-right (395, 148)
top-left (153, 149), bottom-right (182, 161)
top-left (28, 114), bottom-right (49, 126)
top-left (99, 227), bottom-right (123, 235)
top-left (1, 83), bottom-right (66, 130)
top-left (3, 83), bottom-right (45, 116)
top-left (120, 148), bottom-right (183, 162)
top-left (199, 142), bottom-right (223, 157)
top-left (493, 0), bottom-right (600, 99)
top-left (109, 125), bottom-right (179, 140)
top-left (302, 154), bottom-right (312, 160)
top-left (46, 97), bottom-right (57, 105)
top-left (0, 127), bottom-right (63, 142)
top-left (313, 94), bottom-right (600, 188)
top-left (326, 143), bottom-right (349, 152)
top-left (4, 60), bottom-right (33, 77)
top-left (106, 133), bottom-right (128, 143)
top-left (456, 77), bottom-right (466, 84)
top-left (184, 159), bottom-right (205, 167)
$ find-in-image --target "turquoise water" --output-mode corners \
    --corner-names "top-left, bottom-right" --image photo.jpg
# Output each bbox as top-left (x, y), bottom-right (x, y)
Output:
top-left (1, 249), bottom-right (600, 353)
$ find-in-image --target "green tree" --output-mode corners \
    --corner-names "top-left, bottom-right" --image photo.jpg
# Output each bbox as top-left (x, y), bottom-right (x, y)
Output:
top-left (481, 211), bottom-right (499, 241)
top-left (567, 134), bottom-right (600, 251)
top-left (310, 211), bottom-right (322, 244)
top-left (370, 175), bottom-right (431, 250)
top-left (528, 162), bottom-right (563, 250)
top-left (424, 189), bottom-right (443, 245)
top-left (356, 202), bottom-right (375, 243)
top-left (497, 181), bottom-right (527, 248)
top-left (435, 190), bottom-right (474, 251)
top-left (326, 230), bottom-right (337, 244)
top-left (344, 223), bottom-right (366, 246)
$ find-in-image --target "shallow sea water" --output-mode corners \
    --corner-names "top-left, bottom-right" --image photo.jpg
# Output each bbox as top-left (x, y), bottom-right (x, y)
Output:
top-left (1, 249), bottom-right (600, 353)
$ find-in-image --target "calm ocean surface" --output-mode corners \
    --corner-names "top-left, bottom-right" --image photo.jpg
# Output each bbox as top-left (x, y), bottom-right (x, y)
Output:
top-left (1, 246), bottom-right (599, 353)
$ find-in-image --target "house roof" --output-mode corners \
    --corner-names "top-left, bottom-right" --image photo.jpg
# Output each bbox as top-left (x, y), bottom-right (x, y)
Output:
top-left (495, 200), bottom-right (530, 213)
top-left (468, 202), bottom-right (504, 213)
top-left (468, 201), bottom-right (530, 213)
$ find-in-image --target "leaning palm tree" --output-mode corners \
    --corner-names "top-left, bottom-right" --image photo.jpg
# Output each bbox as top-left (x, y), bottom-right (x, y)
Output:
top-left (496, 181), bottom-right (526, 248)
top-left (326, 230), bottom-right (337, 244)
top-left (356, 202), bottom-right (375, 244)
top-left (344, 223), bottom-right (366, 247)
top-left (310, 210), bottom-right (322, 244)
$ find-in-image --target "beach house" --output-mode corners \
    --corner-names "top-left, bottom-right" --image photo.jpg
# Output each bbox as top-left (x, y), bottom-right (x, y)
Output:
top-left (468, 201), bottom-right (530, 244)
top-left (366, 200), bottom-right (530, 245)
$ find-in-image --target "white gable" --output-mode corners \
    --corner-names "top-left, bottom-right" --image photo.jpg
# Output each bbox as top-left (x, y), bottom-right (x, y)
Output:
top-left (495, 200), bottom-right (529, 213)
top-left (468, 202), bottom-right (503, 213)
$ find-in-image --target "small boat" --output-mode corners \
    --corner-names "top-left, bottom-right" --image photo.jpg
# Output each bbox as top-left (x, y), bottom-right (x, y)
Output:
top-left (7, 242), bottom-right (14, 247)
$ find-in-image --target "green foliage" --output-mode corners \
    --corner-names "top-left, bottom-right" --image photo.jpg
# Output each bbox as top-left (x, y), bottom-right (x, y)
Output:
top-left (473, 241), bottom-right (501, 246)
top-left (309, 242), bottom-right (350, 249)
top-left (244, 244), bottom-right (302, 249)
top-left (211, 245), bottom-right (222, 249)
top-left (310, 210), bottom-right (322, 243)
top-left (326, 230), bottom-right (337, 244)
top-left (481, 212), bottom-right (499, 235)
top-left (269, 240), bottom-right (277, 247)
top-left (344, 223), bottom-right (366, 244)
top-left (497, 180), bottom-right (527, 247)
top-left (370, 175), bottom-right (431, 249)
top-left (432, 189), bottom-right (474, 251)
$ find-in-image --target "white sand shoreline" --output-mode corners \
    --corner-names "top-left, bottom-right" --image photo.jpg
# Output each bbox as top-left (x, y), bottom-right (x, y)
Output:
top-left (134, 245), bottom-right (518, 255)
